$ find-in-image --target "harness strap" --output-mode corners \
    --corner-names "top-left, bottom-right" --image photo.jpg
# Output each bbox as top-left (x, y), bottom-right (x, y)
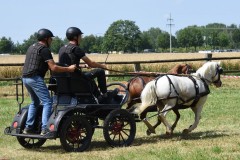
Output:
top-left (165, 75), bottom-right (185, 102)
top-left (155, 75), bottom-right (210, 108)
top-left (188, 76), bottom-right (199, 107)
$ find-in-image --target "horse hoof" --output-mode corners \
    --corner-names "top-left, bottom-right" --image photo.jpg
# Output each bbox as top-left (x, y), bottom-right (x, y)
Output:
top-left (146, 130), bottom-right (152, 136)
top-left (166, 131), bottom-right (172, 136)
top-left (182, 129), bottom-right (189, 135)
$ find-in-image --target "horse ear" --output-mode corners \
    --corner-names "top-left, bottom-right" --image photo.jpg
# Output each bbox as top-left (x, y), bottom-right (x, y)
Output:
top-left (217, 61), bottom-right (221, 65)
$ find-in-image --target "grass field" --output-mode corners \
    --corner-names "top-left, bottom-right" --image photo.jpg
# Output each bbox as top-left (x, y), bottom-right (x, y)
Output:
top-left (0, 78), bottom-right (240, 160)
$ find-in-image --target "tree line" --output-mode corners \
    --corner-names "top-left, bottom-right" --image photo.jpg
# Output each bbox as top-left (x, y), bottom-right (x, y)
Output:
top-left (1, 20), bottom-right (240, 54)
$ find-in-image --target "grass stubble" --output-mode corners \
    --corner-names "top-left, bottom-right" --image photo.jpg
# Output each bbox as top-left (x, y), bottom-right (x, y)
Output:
top-left (0, 78), bottom-right (239, 159)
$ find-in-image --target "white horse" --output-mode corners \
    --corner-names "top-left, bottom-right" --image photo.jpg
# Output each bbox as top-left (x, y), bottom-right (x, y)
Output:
top-left (132, 61), bottom-right (223, 135)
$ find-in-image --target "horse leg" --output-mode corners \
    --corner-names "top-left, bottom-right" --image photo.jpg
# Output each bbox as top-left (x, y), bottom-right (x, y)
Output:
top-left (146, 116), bottom-right (161, 136)
top-left (147, 109), bottom-right (167, 135)
top-left (158, 114), bottom-right (172, 135)
top-left (182, 104), bottom-right (204, 135)
top-left (126, 99), bottom-right (135, 109)
top-left (141, 105), bottom-right (158, 135)
top-left (157, 103), bottom-right (176, 135)
top-left (171, 108), bottom-right (180, 132)
top-left (126, 96), bottom-right (142, 110)
top-left (145, 101), bottom-right (165, 135)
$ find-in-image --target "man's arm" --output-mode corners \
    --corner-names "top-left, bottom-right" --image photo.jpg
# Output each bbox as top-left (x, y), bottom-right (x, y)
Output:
top-left (47, 60), bottom-right (76, 72)
top-left (81, 56), bottom-right (106, 69)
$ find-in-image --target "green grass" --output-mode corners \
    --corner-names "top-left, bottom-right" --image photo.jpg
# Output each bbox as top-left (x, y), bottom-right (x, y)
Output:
top-left (0, 78), bottom-right (240, 159)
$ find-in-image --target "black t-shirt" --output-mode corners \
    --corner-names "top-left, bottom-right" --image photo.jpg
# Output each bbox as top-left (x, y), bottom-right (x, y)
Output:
top-left (58, 44), bottom-right (86, 66)
top-left (22, 43), bottom-right (53, 78)
top-left (41, 48), bottom-right (53, 62)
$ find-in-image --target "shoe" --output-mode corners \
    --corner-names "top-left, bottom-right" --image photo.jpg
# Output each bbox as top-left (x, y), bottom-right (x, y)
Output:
top-left (40, 129), bottom-right (48, 136)
top-left (108, 88), bottom-right (119, 98)
top-left (98, 88), bottom-right (119, 104)
top-left (23, 128), bottom-right (33, 134)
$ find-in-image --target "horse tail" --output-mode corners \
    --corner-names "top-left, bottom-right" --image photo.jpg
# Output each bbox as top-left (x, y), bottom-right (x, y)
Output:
top-left (133, 80), bottom-right (157, 114)
top-left (141, 80), bottom-right (157, 106)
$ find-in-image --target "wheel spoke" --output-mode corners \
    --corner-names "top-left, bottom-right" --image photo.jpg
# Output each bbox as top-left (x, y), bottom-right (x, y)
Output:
top-left (119, 132), bottom-right (126, 144)
top-left (31, 139), bottom-right (35, 144)
top-left (121, 130), bottom-right (130, 137)
top-left (112, 134), bottom-right (117, 141)
top-left (103, 109), bottom-right (136, 147)
top-left (122, 121), bottom-right (130, 127)
top-left (27, 138), bottom-right (31, 144)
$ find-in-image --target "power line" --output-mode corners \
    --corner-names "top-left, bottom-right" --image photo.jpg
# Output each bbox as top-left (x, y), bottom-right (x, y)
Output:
top-left (167, 13), bottom-right (174, 53)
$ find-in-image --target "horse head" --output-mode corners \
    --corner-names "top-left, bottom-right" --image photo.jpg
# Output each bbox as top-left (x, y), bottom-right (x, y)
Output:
top-left (167, 63), bottom-right (192, 74)
top-left (182, 64), bottom-right (193, 74)
top-left (195, 61), bottom-right (223, 87)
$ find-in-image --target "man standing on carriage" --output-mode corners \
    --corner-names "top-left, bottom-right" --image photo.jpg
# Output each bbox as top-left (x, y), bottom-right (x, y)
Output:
top-left (58, 27), bottom-right (118, 103)
top-left (22, 28), bottom-right (76, 135)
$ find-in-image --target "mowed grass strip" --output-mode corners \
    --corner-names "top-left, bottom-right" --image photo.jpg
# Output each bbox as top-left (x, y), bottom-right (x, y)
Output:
top-left (0, 78), bottom-right (240, 159)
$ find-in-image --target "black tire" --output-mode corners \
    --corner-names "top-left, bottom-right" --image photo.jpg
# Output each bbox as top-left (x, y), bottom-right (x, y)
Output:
top-left (103, 109), bottom-right (136, 147)
top-left (60, 115), bottom-right (92, 152)
top-left (17, 137), bottom-right (46, 149)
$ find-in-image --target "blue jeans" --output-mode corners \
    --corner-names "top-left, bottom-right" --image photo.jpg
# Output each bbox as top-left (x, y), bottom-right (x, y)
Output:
top-left (23, 76), bottom-right (52, 131)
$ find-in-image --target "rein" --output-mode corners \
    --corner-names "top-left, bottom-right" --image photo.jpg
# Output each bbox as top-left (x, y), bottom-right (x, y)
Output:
top-left (103, 67), bottom-right (192, 77)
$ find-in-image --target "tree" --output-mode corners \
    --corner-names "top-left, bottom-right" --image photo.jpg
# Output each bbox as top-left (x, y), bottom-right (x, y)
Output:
top-left (232, 29), bottom-right (240, 48)
top-left (176, 26), bottom-right (203, 51)
top-left (157, 31), bottom-right (170, 50)
top-left (51, 36), bottom-right (64, 54)
top-left (16, 33), bottom-right (38, 54)
top-left (204, 23), bottom-right (227, 49)
top-left (142, 27), bottom-right (162, 50)
top-left (80, 35), bottom-right (104, 53)
top-left (176, 28), bottom-right (190, 49)
top-left (102, 20), bottom-right (142, 53)
top-left (140, 32), bottom-right (152, 50)
top-left (218, 32), bottom-right (229, 48)
top-left (90, 36), bottom-right (104, 53)
top-left (0, 37), bottom-right (14, 54)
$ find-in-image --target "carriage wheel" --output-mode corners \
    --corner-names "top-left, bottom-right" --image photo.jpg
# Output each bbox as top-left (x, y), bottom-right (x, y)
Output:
top-left (17, 137), bottom-right (46, 148)
top-left (103, 109), bottom-right (136, 147)
top-left (60, 115), bottom-right (92, 152)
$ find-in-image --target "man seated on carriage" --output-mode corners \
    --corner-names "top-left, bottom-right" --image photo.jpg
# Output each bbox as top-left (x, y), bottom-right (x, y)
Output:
top-left (58, 27), bottom-right (118, 103)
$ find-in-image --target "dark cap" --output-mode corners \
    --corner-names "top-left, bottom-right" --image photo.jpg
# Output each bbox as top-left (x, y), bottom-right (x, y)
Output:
top-left (66, 27), bottom-right (83, 40)
top-left (37, 28), bottom-right (55, 41)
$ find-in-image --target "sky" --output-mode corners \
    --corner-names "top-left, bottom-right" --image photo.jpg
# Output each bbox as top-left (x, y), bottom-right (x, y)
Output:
top-left (0, 0), bottom-right (239, 43)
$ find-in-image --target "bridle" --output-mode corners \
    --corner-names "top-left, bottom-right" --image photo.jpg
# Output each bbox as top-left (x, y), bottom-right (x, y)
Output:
top-left (212, 65), bottom-right (223, 84)
top-left (184, 64), bottom-right (193, 74)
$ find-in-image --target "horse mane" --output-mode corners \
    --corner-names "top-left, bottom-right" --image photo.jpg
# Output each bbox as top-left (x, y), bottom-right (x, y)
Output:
top-left (194, 62), bottom-right (219, 80)
top-left (167, 64), bottom-right (182, 74)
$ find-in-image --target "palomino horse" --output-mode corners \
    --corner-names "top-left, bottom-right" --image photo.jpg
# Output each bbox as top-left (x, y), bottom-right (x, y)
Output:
top-left (132, 62), bottom-right (223, 135)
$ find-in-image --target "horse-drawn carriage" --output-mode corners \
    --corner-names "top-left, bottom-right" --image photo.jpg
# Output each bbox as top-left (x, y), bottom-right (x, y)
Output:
top-left (4, 61), bottom-right (223, 152)
top-left (4, 70), bottom-right (136, 152)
